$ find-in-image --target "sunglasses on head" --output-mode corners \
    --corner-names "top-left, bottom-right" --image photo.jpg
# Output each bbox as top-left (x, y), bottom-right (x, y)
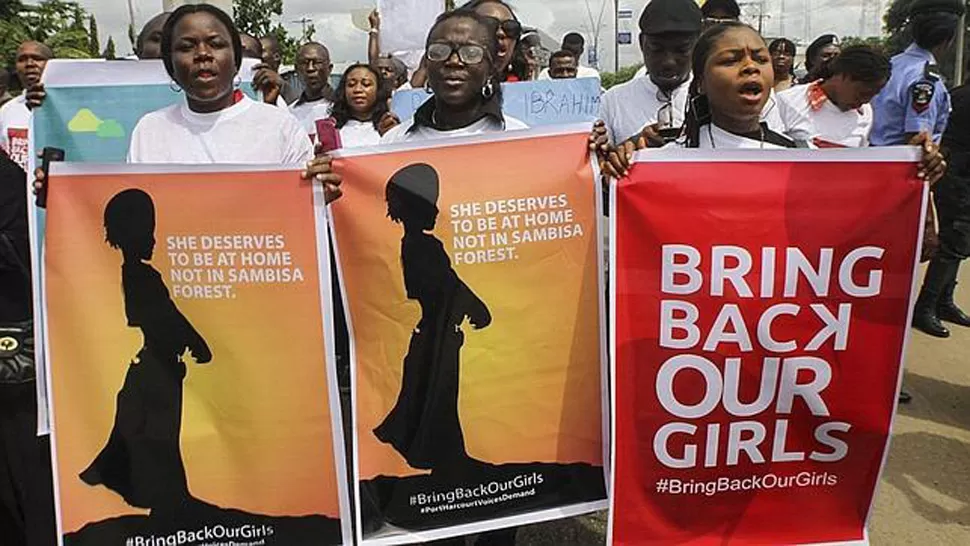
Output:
top-left (427, 42), bottom-right (489, 65)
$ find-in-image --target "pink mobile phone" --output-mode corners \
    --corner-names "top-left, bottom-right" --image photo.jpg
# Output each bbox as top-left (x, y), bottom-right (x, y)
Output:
top-left (315, 118), bottom-right (342, 153)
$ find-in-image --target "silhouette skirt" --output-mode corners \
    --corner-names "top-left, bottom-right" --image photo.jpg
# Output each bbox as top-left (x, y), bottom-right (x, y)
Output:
top-left (374, 320), bottom-right (468, 471)
top-left (80, 349), bottom-right (189, 509)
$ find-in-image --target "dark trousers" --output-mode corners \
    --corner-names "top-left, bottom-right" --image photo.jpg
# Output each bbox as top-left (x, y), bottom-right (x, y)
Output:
top-left (0, 382), bottom-right (56, 546)
top-left (934, 174), bottom-right (970, 266)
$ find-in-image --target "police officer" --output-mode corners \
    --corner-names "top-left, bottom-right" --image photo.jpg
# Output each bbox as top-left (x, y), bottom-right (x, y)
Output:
top-left (929, 78), bottom-right (970, 336)
top-left (869, 0), bottom-right (965, 403)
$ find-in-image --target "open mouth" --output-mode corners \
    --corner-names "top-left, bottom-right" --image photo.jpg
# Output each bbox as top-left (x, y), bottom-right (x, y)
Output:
top-left (739, 81), bottom-right (765, 103)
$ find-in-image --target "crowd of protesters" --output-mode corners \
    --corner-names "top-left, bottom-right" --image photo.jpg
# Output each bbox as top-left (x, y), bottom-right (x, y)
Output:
top-left (1, 0), bottom-right (968, 543)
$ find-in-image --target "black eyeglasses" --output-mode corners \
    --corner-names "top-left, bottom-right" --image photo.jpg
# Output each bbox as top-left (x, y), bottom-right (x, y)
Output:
top-left (427, 42), bottom-right (488, 65)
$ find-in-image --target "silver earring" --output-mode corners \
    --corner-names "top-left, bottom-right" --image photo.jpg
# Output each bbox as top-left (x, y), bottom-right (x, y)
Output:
top-left (233, 74), bottom-right (242, 90)
top-left (169, 80), bottom-right (182, 93)
top-left (425, 81), bottom-right (433, 94)
top-left (481, 82), bottom-right (494, 98)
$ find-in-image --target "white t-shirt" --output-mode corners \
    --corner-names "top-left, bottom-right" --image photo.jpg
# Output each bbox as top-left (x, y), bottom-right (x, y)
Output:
top-left (381, 115), bottom-right (528, 144)
top-left (598, 75), bottom-right (689, 145)
top-left (776, 84), bottom-right (874, 148)
top-left (289, 97), bottom-right (334, 144)
top-left (339, 119), bottom-right (382, 148)
top-left (665, 123), bottom-right (792, 150)
top-left (0, 95), bottom-right (30, 171)
top-left (538, 65), bottom-right (602, 80)
top-left (128, 95), bottom-right (313, 164)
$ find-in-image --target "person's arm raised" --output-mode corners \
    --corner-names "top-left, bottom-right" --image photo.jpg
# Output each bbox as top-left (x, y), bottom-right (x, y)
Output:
top-left (368, 10), bottom-right (381, 63)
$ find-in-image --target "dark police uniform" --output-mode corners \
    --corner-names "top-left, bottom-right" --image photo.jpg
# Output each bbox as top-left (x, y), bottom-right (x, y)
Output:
top-left (932, 84), bottom-right (970, 327)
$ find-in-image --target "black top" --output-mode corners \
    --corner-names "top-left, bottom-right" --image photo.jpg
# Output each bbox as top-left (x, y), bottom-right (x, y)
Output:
top-left (0, 155), bottom-right (30, 323)
top-left (943, 84), bottom-right (970, 175)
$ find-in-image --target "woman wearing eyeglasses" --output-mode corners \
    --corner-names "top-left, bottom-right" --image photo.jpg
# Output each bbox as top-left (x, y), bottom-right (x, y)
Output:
top-left (380, 10), bottom-right (527, 144)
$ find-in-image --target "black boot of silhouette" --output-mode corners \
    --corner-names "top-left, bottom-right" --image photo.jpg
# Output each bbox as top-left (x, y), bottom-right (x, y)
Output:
top-left (938, 280), bottom-right (970, 327)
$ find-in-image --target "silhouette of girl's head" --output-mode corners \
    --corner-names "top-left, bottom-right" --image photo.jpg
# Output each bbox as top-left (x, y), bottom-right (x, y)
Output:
top-left (105, 189), bottom-right (156, 261)
top-left (386, 164), bottom-right (440, 231)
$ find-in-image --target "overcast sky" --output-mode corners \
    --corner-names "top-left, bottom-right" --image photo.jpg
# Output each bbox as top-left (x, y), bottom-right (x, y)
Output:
top-left (68, 0), bottom-right (887, 70)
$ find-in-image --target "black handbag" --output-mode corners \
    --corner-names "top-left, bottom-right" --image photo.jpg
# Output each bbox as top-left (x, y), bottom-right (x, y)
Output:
top-left (0, 232), bottom-right (34, 383)
top-left (0, 320), bottom-right (34, 384)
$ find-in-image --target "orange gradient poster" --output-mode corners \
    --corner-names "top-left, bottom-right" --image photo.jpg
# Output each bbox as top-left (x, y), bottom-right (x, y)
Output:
top-left (330, 129), bottom-right (608, 543)
top-left (43, 165), bottom-right (350, 546)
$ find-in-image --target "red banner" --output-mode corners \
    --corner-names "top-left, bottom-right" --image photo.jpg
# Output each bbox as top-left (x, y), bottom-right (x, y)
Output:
top-left (610, 150), bottom-right (926, 545)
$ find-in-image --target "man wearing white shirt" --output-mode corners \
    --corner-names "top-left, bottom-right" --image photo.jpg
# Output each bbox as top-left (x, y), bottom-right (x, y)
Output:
top-left (598, 0), bottom-right (701, 145)
top-left (0, 42), bottom-right (51, 172)
top-left (289, 42), bottom-right (335, 143)
top-left (538, 33), bottom-right (601, 80)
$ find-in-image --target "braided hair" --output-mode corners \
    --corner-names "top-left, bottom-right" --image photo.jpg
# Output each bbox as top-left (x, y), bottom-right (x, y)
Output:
top-left (683, 21), bottom-right (755, 148)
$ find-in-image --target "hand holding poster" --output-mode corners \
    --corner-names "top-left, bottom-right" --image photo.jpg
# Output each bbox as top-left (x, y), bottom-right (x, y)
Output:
top-left (330, 129), bottom-right (608, 543)
top-left (610, 149), bottom-right (926, 545)
top-left (44, 165), bottom-right (350, 545)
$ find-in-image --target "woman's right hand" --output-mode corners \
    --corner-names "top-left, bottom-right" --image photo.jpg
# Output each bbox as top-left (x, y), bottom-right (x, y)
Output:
top-left (601, 124), bottom-right (665, 179)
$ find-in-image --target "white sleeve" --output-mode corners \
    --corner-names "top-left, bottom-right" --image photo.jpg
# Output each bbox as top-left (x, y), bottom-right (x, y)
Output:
top-left (126, 118), bottom-right (146, 163)
top-left (282, 115), bottom-right (314, 164)
top-left (776, 93), bottom-right (816, 142)
top-left (537, 68), bottom-right (550, 80)
top-left (597, 91), bottom-right (617, 145)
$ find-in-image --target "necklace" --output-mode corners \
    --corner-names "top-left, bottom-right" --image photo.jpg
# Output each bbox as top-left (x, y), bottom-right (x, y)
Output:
top-left (707, 123), bottom-right (765, 149)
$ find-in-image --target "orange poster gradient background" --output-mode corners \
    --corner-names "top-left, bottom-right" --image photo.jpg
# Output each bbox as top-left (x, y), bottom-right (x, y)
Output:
top-left (332, 133), bottom-right (604, 479)
top-left (45, 171), bottom-right (340, 532)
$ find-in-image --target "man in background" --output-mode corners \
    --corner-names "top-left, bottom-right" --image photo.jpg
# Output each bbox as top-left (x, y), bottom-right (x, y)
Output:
top-left (290, 42), bottom-right (335, 142)
top-left (548, 50), bottom-right (579, 79)
top-left (0, 41), bottom-right (51, 171)
top-left (259, 34), bottom-right (300, 104)
top-left (539, 32), bottom-right (600, 80)
top-left (599, 0), bottom-right (701, 145)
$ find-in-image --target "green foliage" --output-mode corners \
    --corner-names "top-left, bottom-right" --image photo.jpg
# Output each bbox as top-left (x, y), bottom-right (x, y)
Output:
top-left (841, 36), bottom-right (891, 53)
top-left (882, 0), bottom-right (968, 83)
top-left (88, 15), bottom-right (100, 57)
top-left (601, 64), bottom-right (643, 90)
top-left (233, 0), bottom-right (302, 64)
top-left (0, 0), bottom-right (95, 70)
top-left (103, 36), bottom-right (116, 60)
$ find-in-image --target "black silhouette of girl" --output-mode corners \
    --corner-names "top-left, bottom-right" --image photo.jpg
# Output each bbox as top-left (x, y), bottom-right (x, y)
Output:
top-left (374, 164), bottom-right (491, 475)
top-left (80, 189), bottom-right (211, 513)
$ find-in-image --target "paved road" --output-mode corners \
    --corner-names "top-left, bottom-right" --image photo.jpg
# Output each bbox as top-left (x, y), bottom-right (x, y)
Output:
top-left (510, 267), bottom-right (970, 545)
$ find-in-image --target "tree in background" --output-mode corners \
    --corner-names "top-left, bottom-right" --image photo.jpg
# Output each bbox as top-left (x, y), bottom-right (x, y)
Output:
top-left (233, 0), bottom-right (301, 64)
top-left (88, 14), bottom-right (100, 57)
top-left (0, 0), bottom-right (95, 69)
top-left (103, 36), bottom-right (116, 60)
top-left (883, 0), bottom-right (967, 83)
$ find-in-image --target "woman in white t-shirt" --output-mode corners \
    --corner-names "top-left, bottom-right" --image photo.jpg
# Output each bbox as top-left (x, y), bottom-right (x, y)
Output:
top-left (776, 45), bottom-right (891, 148)
top-left (35, 3), bottom-right (340, 202)
top-left (325, 63), bottom-right (397, 148)
top-left (602, 23), bottom-right (945, 183)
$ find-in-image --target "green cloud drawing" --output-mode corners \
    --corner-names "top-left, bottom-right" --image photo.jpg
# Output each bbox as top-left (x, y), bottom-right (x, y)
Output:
top-left (95, 119), bottom-right (125, 139)
top-left (67, 108), bottom-right (102, 132)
